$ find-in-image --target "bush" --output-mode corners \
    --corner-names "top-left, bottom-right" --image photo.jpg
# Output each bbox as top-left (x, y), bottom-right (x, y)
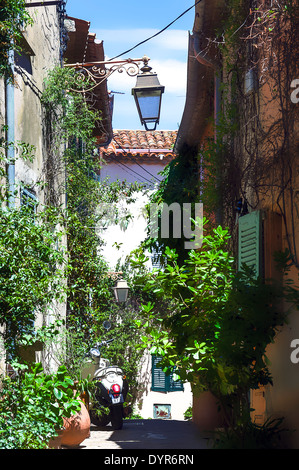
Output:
top-left (212, 417), bottom-right (288, 449)
top-left (0, 363), bottom-right (81, 449)
top-left (184, 406), bottom-right (192, 421)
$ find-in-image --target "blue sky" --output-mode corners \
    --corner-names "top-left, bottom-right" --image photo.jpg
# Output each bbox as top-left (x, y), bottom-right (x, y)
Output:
top-left (65, 0), bottom-right (195, 130)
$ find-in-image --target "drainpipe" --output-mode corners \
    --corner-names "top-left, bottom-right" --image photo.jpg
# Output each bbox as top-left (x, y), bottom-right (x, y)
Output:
top-left (5, 47), bottom-right (15, 209)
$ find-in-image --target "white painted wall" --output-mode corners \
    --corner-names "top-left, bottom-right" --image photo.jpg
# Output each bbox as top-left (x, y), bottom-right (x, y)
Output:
top-left (137, 353), bottom-right (193, 421)
top-left (100, 160), bottom-right (165, 188)
top-left (99, 160), bottom-right (161, 269)
top-left (99, 160), bottom-right (193, 421)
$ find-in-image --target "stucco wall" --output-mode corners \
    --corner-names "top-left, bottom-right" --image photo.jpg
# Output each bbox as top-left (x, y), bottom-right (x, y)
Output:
top-left (137, 353), bottom-right (193, 421)
top-left (265, 216), bottom-right (299, 447)
top-left (250, 71), bottom-right (299, 446)
top-left (14, 3), bottom-right (62, 206)
top-left (100, 161), bottom-right (165, 188)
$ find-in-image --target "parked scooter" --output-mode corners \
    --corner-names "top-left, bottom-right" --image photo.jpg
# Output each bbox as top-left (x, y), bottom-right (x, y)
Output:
top-left (82, 322), bottom-right (130, 430)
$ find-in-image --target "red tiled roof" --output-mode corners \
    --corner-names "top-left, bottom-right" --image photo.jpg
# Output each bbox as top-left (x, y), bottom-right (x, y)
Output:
top-left (100, 130), bottom-right (177, 162)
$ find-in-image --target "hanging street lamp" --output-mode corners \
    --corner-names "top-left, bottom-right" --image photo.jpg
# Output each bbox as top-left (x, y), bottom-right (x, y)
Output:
top-left (113, 279), bottom-right (129, 303)
top-left (131, 56), bottom-right (165, 131)
top-left (64, 56), bottom-right (164, 131)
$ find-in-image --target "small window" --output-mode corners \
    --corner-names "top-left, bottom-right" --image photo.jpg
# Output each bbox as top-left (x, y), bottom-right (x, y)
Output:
top-left (14, 33), bottom-right (35, 75)
top-left (151, 355), bottom-right (184, 392)
top-left (20, 188), bottom-right (38, 218)
top-left (153, 404), bottom-right (171, 419)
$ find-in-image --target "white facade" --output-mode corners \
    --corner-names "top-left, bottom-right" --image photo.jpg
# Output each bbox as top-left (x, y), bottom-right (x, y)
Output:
top-left (99, 157), bottom-right (193, 420)
top-left (137, 353), bottom-right (193, 420)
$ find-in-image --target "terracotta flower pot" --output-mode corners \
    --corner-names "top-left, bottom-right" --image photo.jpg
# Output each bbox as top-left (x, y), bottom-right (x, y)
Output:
top-left (192, 391), bottom-right (225, 432)
top-left (61, 401), bottom-right (91, 447)
top-left (48, 429), bottom-right (63, 449)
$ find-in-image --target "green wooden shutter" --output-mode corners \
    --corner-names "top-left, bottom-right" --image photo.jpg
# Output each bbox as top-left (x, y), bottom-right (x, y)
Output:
top-left (168, 373), bottom-right (184, 392)
top-left (151, 355), bottom-right (184, 392)
top-left (152, 355), bottom-right (167, 391)
top-left (238, 211), bottom-right (262, 279)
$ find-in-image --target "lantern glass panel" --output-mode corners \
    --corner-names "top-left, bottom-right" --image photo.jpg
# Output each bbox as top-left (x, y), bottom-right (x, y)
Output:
top-left (135, 90), bottom-right (161, 121)
top-left (115, 287), bottom-right (128, 303)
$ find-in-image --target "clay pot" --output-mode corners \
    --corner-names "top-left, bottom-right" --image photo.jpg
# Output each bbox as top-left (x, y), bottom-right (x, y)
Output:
top-left (48, 430), bottom-right (63, 449)
top-left (192, 391), bottom-right (226, 432)
top-left (61, 401), bottom-right (91, 447)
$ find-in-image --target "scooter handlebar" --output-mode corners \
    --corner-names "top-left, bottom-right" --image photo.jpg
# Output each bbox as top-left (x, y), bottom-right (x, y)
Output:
top-left (88, 338), bottom-right (114, 357)
top-left (97, 338), bottom-right (114, 347)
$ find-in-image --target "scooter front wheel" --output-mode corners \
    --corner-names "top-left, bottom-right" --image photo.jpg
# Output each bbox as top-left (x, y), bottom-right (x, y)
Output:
top-left (110, 405), bottom-right (123, 430)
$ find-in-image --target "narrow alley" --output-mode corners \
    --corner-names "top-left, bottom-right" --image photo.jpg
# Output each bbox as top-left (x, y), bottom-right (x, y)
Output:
top-left (70, 419), bottom-right (210, 450)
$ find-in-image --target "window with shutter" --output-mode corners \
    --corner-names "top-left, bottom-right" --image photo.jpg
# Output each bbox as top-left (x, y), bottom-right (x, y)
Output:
top-left (238, 211), bottom-right (262, 279)
top-left (20, 187), bottom-right (38, 218)
top-left (151, 355), bottom-right (184, 392)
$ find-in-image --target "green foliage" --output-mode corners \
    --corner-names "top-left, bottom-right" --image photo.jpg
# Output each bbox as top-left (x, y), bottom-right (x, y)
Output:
top-left (0, 62), bottom-right (151, 451)
top-left (0, 0), bottom-right (33, 80)
top-left (41, 66), bottom-right (101, 144)
top-left (100, 302), bottom-right (146, 405)
top-left (125, 409), bottom-right (143, 420)
top-left (0, 207), bottom-right (65, 356)
top-left (0, 363), bottom-right (81, 449)
top-left (183, 406), bottom-right (192, 421)
top-left (212, 417), bottom-right (287, 449)
top-left (41, 66), bottom-right (145, 334)
top-left (40, 65), bottom-right (150, 410)
top-left (0, 125), bottom-right (36, 202)
top-left (219, 0), bottom-right (249, 63)
top-left (145, 144), bottom-right (201, 265)
top-left (131, 221), bottom-right (287, 428)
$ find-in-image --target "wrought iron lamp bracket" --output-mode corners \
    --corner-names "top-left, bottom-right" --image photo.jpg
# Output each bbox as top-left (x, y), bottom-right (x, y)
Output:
top-left (64, 56), bottom-right (151, 93)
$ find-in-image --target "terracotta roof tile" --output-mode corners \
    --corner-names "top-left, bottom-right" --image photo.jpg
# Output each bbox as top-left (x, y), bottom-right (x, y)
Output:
top-left (100, 129), bottom-right (177, 162)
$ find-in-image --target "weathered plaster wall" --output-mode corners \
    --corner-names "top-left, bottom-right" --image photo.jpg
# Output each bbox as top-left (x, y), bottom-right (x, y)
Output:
top-left (245, 71), bottom-right (299, 446)
top-left (14, 3), bottom-right (62, 206)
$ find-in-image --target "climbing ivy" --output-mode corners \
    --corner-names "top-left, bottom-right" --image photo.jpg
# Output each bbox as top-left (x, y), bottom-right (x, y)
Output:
top-left (144, 143), bottom-right (201, 266)
top-left (0, 206), bottom-right (65, 357)
top-left (0, 0), bottom-right (33, 80)
top-left (40, 66), bottom-right (148, 409)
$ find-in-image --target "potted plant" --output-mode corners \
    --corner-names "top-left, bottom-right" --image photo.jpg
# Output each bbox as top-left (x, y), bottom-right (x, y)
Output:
top-left (72, 375), bottom-right (95, 412)
top-left (59, 374), bottom-right (93, 448)
top-left (0, 362), bottom-right (83, 449)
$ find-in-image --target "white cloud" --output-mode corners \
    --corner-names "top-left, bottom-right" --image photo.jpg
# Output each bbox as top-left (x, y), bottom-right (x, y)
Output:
top-left (92, 27), bottom-right (189, 130)
top-left (150, 29), bottom-right (190, 52)
top-left (106, 57), bottom-right (187, 94)
top-left (95, 28), bottom-right (189, 52)
top-left (151, 58), bottom-right (187, 95)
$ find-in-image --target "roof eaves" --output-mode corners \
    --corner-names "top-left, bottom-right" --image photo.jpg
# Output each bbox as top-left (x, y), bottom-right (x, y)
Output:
top-left (175, 0), bottom-right (225, 154)
top-left (64, 17), bottom-right (113, 146)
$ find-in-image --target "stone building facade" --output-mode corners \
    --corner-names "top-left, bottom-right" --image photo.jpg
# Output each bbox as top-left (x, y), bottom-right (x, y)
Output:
top-left (0, 1), bottom-right (67, 373)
